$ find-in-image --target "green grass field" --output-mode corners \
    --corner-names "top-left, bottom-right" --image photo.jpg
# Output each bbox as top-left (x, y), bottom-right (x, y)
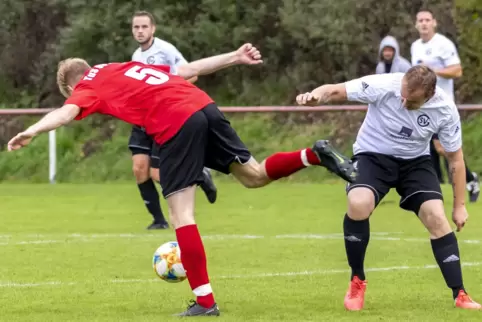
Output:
top-left (1, 182), bottom-right (481, 321)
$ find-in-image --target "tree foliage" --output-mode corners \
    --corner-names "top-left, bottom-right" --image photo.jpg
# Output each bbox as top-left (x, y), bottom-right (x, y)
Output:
top-left (2, 0), bottom-right (481, 108)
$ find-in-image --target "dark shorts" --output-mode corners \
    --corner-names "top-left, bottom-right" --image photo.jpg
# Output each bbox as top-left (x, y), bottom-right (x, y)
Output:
top-left (346, 152), bottom-right (443, 214)
top-left (128, 126), bottom-right (161, 169)
top-left (158, 103), bottom-right (252, 198)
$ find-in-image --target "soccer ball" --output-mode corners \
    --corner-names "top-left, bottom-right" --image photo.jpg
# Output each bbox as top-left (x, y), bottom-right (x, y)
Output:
top-left (152, 241), bottom-right (187, 283)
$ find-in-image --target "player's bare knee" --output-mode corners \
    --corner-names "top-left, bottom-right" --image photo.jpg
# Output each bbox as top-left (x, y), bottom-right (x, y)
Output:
top-left (166, 186), bottom-right (196, 229)
top-left (231, 160), bottom-right (270, 188)
top-left (132, 155), bottom-right (150, 182)
top-left (418, 200), bottom-right (451, 238)
top-left (150, 168), bottom-right (160, 183)
top-left (132, 163), bottom-right (150, 182)
top-left (347, 188), bottom-right (375, 220)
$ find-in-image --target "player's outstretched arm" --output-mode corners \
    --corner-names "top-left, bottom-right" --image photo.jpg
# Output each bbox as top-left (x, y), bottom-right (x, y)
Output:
top-left (296, 83), bottom-right (347, 106)
top-left (176, 43), bottom-right (262, 80)
top-left (7, 104), bottom-right (80, 151)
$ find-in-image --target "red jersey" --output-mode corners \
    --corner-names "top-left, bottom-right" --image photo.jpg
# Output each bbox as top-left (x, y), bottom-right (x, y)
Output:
top-left (65, 62), bottom-right (214, 144)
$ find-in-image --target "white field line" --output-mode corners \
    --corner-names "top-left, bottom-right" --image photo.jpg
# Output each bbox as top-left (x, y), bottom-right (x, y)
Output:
top-left (0, 232), bottom-right (480, 246)
top-left (1, 262), bottom-right (481, 288)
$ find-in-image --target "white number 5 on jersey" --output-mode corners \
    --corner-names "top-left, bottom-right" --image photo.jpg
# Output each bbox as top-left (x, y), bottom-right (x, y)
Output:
top-left (124, 66), bottom-right (169, 85)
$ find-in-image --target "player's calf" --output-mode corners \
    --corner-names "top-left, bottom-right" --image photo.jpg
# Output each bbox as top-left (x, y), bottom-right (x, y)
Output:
top-left (417, 200), bottom-right (479, 304)
top-left (167, 186), bottom-right (217, 312)
top-left (132, 155), bottom-right (168, 228)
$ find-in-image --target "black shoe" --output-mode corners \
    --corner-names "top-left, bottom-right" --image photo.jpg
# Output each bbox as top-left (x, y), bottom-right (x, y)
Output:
top-left (467, 172), bottom-right (480, 203)
top-left (174, 300), bottom-right (220, 317)
top-left (147, 221), bottom-right (169, 230)
top-left (199, 168), bottom-right (217, 204)
top-left (312, 140), bottom-right (357, 183)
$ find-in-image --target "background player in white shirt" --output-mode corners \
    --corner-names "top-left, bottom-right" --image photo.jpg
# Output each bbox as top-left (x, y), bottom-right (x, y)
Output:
top-left (411, 8), bottom-right (479, 202)
top-left (296, 65), bottom-right (481, 311)
top-left (129, 11), bottom-right (217, 230)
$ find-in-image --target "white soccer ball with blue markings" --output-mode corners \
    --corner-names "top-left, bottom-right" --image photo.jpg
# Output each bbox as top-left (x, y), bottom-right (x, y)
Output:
top-left (153, 241), bottom-right (187, 283)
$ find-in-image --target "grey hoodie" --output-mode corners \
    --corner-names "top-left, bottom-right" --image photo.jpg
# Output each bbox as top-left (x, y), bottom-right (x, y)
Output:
top-left (376, 36), bottom-right (411, 74)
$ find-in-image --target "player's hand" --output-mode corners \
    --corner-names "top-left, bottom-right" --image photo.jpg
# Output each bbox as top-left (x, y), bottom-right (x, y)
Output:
top-left (7, 130), bottom-right (36, 151)
top-left (235, 43), bottom-right (263, 65)
top-left (296, 92), bottom-right (321, 106)
top-left (452, 205), bottom-right (469, 232)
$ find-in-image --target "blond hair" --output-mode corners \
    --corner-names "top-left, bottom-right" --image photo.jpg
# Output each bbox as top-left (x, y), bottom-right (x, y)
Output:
top-left (57, 58), bottom-right (91, 98)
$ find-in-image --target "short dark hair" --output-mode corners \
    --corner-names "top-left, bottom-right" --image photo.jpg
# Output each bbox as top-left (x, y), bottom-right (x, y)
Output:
top-left (132, 11), bottom-right (156, 25)
top-left (405, 65), bottom-right (437, 98)
top-left (417, 8), bottom-right (435, 18)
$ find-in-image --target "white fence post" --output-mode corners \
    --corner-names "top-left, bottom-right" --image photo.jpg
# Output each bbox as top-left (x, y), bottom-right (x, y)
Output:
top-left (49, 130), bottom-right (56, 184)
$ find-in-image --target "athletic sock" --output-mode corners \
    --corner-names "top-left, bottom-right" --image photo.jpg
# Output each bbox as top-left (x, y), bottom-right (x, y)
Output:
top-left (265, 148), bottom-right (320, 180)
top-left (343, 214), bottom-right (370, 281)
top-left (176, 225), bottom-right (215, 308)
top-left (138, 179), bottom-right (166, 223)
top-left (431, 232), bottom-right (465, 299)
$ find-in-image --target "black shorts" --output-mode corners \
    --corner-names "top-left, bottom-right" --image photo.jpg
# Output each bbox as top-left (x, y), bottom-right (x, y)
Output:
top-left (128, 126), bottom-right (161, 169)
top-left (158, 103), bottom-right (251, 198)
top-left (346, 152), bottom-right (443, 214)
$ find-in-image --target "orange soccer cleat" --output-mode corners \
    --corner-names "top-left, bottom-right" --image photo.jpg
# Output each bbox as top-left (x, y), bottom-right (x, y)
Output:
top-left (455, 290), bottom-right (482, 310)
top-left (344, 276), bottom-right (367, 311)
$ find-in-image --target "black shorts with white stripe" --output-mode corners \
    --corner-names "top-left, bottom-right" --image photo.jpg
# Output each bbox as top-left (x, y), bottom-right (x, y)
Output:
top-left (345, 152), bottom-right (443, 214)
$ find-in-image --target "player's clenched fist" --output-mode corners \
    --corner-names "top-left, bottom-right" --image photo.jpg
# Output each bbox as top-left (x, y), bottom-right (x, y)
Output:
top-left (235, 43), bottom-right (263, 65)
top-left (296, 92), bottom-right (320, 106)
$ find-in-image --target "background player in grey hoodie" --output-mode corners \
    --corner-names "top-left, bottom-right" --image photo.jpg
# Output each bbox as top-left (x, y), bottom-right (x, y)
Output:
top-left (376, 36), bottom-right (411, 74)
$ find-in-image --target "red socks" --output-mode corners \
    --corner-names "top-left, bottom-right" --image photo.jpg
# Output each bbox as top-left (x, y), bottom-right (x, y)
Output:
top-left (176, 225), bottom-right (215, 308)
top-left (265, 148), bottom-right (320, 180)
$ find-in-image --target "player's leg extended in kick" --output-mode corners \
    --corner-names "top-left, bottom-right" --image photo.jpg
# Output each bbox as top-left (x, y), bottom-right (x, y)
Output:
top-left (131, 153), bottom-right (169, 229)
top-left (167, 186), bottom-right (220, 317)
top-left (228, 140), bottom-right (357, 188)
top-left (417, 200), bottom-right (481, 309)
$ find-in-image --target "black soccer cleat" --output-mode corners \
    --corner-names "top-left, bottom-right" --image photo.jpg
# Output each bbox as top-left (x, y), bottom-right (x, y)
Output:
top-left (312, 140), bottom-right (357, 183)
top-left (146, 220), bottom-right (169, 230)
top-left (467, 172), bottom-right (480, 203)
top-left (174, 301), bottom-right (220, 317)
top-left (199, 168), bottom-right (217, 204)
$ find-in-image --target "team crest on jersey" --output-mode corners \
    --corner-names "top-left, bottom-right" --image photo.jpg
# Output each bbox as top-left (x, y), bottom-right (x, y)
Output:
top-left (147, 56), bottom-right (156, 64)
top-left (417, 114), bottom-right (430, 127)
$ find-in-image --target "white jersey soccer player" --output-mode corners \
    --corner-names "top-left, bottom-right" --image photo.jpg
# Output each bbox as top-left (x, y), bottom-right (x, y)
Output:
top-left (296, 65), bottom-right (481, 311)
top-left (411, 8), bottom-right (479, 202)
top-left (348, 73), bottom-right (460, 159)
top-left (131, 37), bottom-right (188, 73)
top-left (411, 33), bottom-right (460, 101)
top-left (128, 11), bottom-right (217, 231)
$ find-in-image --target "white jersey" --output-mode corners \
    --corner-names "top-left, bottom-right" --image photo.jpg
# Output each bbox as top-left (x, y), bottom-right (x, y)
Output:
top-left (345, 73), bottom-right (462, 159)
top-left (132, 37), bottom-right (188, 73)
top-left (410, 33), bottom-right (461, 100)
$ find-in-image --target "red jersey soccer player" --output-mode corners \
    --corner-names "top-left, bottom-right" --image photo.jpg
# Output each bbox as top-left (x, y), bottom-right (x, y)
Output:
top-left (8, 43), bottom-right (356, 316)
